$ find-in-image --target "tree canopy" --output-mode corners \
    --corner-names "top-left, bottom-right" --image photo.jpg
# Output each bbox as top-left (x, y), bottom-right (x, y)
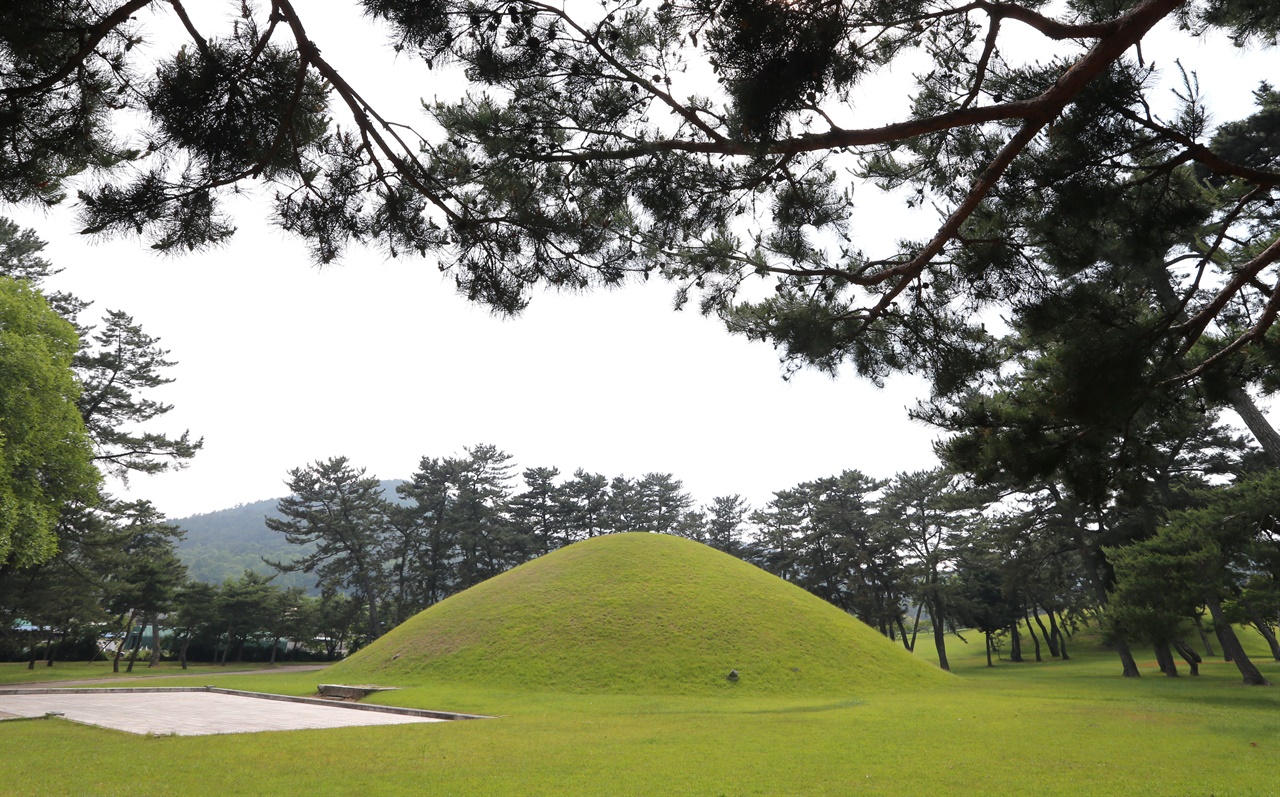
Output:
top-left (0, 276), bottom-right (98, 568)
top-left (3, 1), bottom-right (1278, 422)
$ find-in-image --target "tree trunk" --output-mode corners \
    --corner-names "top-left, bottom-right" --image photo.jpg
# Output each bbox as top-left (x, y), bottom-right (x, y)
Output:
top-left (113, 612), bottom-right (136, 674)
top-left (1173, 639), bottom-right (1201, 676)
top-left (1047, 610), bottom-right (1069, 660)
top-left (220, 624), bottom-right (233, 665)
top-left (907, 603), bottom-right (922, 653)
top-left (1239, 594), bottom-right (1280, 661)
top-left (149, 618), bottom-right (163, 667)
top-left (1193, 614), bottom-right (1216, 657)
top-left (26, 634), bottom-right (37, 670)
top-left (1152, 273), bottom-right (1280, 466)
top-left (45, 632), bottom-right (58, 667)
top-left (1072, 522), bottom-right (1137, 676)
top-left (985, 632), bottom-right (993, 667)
top-left (1010, 622), bottom-right (1023, 663)
top-left (1228, 387), bottom-right (1280, 468)
top-left (1113, 631), bottom-right (1141, 678)
top-left (125, 616), bottom-right (146, 673)
top-left (1212, 621), bottom-right (1233, 662)
top-left (1033, 605), bottom-right (1058, 657)
top-left (1154, 641), bottom-right (1178, 676)
top-left (1025, 609), bottom-right (1043, 662)
top-left (179, 637), bottom-right (190, 670)
top-left (1204, 592), bottom-right (1270, 685)
top-left (931, 596), bottom-right (950, 671)
top-left (269, 636), bottom-right (281, 665)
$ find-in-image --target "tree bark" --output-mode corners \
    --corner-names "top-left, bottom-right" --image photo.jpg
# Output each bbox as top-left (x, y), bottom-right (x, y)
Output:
top-left (1112, 632), bottom-right (1141, 677)
top-left (1228, 387), bottom-right (1280, 468)
top-left (1047, 610), bottom-right (1069, 659)
top-left (1193, 614), bottom-right (1216, 657)
top-left (1154, 641), bottom-right (1178, 676)
top-left (985, 632), bottom-right (993, 667)
top-left (113, 612), bottom-right (136, 674)
top-left (1033, 605), bottom-right (1058, 657)
top-left (907, 603), bottom-right (922, 653)
top-left (1025, 609), bottom-right (1043, 662)
top-left (1239, 594), bottom-right (1280, 661)
top-left (149, 618), bottom-right (163, 668)
top-left (1205, 592), bottom-right (1270, 685)
top-left (1010, 622), bottom-right (1023, 663)
top-left (125, 615), bottom-right (147, 673)
top-left (931, 596), bottom-right (951, 671)
top-left (1212, 621), bottom-right (1233, 662)
top-left (1173, 639), bottom-right (1201, 676)
top-left (179, 637), bottom-right (190, 669)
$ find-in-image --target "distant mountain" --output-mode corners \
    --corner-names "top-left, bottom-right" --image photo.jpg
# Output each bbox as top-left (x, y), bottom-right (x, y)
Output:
top-left (173, 479), bottom-right (404, 589)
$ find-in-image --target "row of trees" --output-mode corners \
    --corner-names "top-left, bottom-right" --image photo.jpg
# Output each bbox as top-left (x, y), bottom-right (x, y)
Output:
top-left (265, 410), bottom-right (1280, 685)
top-left (265, 446), bottom-right (752, 638)
top-left (0, 218), bottom-right (202, 667)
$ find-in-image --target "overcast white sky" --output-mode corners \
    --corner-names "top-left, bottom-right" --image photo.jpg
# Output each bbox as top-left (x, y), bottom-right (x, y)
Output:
top-left (5, 3), bottom-right (1275, 520)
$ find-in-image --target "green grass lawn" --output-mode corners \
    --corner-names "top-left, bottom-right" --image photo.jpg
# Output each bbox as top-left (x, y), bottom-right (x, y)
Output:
top-left (0, 660), bottom-right (314, 686)
top-left (3, 535), bottom-right (1276, 795)
top-left (3, 625), bottom-right (1276, 795)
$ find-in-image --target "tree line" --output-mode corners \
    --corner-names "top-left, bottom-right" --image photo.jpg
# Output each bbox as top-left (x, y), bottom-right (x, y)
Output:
top-left (266, 412), bottom-right (1280, 686)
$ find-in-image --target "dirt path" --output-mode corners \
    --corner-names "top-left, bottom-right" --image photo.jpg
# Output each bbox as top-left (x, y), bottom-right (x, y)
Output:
top-left (9, 664), bottom-right (327, 689)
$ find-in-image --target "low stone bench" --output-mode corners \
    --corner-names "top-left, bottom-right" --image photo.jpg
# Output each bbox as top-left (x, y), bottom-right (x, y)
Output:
top-left (316, 683), bottom-right (397, 701)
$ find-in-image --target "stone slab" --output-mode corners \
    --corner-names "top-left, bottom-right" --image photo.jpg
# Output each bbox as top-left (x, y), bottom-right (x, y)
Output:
top-left (0, 690), bottom-right (447, 736)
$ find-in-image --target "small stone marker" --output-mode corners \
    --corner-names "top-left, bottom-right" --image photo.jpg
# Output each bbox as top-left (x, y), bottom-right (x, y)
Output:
top-left (726, 669), bottom-right (739, 682)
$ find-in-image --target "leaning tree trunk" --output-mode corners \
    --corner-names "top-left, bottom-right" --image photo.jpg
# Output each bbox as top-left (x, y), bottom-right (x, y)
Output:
top-left (984, 632), bottom-right (993, 667)
top-left (1228, 387), bottom-right (1280, 468)
top-left (112, 612), bottom-right (136, 673)
top-left (931, 595), bottom-right (951, 671)
top-left (1047, 611), bottom-right (1068, 659)
top-left (1153, 641), bottom-right (1178, 677)
top-left (1010, 623), bottom-right (1023, 663)
top-left (1193, 614), bottom-right (1216, 658)
top-left (1238, 594), bottom-right (1280, 661)
top-left (1204, 592), bottom-right (1270, 685)
top-left (1152, 274), bottom-right (1280, 466)
top-left (1025, 609), bottom-right (1043, 662)
top-left (1173, 639), bottom-right (1201, 676)
top-left (1074, 527), bottom-right (1139, 677)
top-left (907, 603), bottom-right (922, 653)
top-left (1033, 605), bottom-right (1058, 658)
top-left (125, 615), bottom-right (148, 673)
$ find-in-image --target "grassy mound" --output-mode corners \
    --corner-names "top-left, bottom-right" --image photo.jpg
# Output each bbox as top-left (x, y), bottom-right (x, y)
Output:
top-left (327, 532), bottom-right (951, 696)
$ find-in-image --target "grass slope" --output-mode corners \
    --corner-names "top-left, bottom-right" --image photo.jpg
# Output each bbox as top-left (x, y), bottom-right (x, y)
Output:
top-left (327, 532), bottom-right (950, 696)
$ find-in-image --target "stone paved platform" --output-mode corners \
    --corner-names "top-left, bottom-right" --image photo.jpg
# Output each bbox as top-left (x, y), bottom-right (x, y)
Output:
top-left (0, 690), bottom-right (446, 735)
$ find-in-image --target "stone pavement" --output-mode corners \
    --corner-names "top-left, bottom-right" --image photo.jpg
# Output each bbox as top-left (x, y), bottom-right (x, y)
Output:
top-left (0, 690), bottom-right (446, 735)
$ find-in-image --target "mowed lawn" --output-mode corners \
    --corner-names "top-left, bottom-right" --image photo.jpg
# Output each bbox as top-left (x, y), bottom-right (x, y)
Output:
top-left (2, 628), bottom-right (1277, 796)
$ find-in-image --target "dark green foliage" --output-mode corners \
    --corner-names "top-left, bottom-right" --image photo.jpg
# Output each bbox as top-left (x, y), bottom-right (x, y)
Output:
top-left (701, 0), bottom-right (853, 140)
top-left (266, 457), bottom-right (393, 639)
top-left (0, 0), bottom-right (1273, 412)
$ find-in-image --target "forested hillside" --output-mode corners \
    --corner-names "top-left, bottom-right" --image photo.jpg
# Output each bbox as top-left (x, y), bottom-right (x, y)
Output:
top-left (173, 480), bottom-right (404, 589)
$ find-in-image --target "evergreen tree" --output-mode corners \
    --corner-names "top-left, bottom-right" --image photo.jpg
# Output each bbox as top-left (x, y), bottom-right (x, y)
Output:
top-left (266, 457), bottom-right (392, 641)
